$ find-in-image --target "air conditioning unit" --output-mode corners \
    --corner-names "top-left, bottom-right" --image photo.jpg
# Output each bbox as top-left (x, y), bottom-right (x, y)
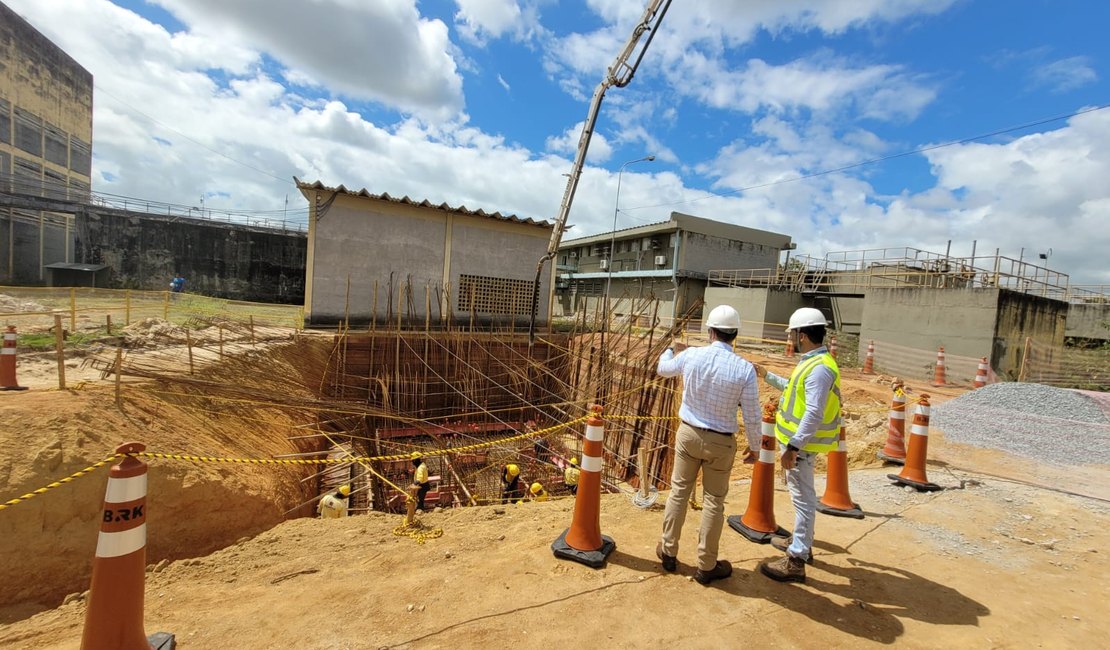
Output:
top-left (654, 255), bottom-right (667, 266)
top-left (599, 259), bottom-right (609, 270)
top-left (568, 251), bottom-right (577, 258)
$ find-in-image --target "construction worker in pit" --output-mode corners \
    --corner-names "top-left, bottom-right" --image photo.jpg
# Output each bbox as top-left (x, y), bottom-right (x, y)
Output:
top-left (563, 457), bottom-right (580, 495)
top-left (656, 304), bottom-right (762, 585)
top-left (754, 307), bottom-right (841, 583)
top-left (500, 463), bottom-right (524, 504)
top-left (317, 485), bottom-right (350, 518)
top-left (529, 482), bottom-right (549, 502)
top-left (411, 453), bottom-right (431, 512)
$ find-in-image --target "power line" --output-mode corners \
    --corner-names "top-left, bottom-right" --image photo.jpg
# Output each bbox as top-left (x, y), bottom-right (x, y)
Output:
top-left (625, 103), bottom-right (1110, 212)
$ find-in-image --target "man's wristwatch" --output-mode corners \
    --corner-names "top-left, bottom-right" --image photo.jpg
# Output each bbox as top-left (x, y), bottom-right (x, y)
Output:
top-left (785, 443), bottom-right (799, 453)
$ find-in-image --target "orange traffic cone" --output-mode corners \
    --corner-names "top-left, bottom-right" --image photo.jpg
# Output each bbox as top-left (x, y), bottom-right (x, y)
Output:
top-left (1, 325), bottom-right (29, 391)
top-left (784, 337), bottom-right (795, 358)
top-left (931, 347), bottom-right (947, 387)
top-left (829, 335), bottom-right (838, 359)
top-left (817, 426), bottom-right (863, 519)
top-left (728, 402), bottom-right (789, 543)
top-left (862, 340), bottom-right (875, 374)
top-left (81, 442), bottom-right (174, 649)
top-left (974, 357), bottom-right (989, 389)
top-left (877, 380), bottom-right (907, 465)
top-left (888, 395), bottom-right (941, 492)
top-left (552, 406), bottom-right (615, 567)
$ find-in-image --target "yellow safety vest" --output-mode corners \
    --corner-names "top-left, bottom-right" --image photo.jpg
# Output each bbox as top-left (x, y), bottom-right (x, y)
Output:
top-left (775, 352), bottom-right (841, 452)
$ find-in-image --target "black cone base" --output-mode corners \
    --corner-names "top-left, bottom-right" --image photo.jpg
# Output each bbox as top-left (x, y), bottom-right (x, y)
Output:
top-left (551, 529), bottom-right (615, 568)
top-left (887, 473), bottom-right (942, 492)
top-left (727, 515), bottom-right (789, 543)
top-left (817, 501), bottom-right (865, 519)
top-left (877, 452), bottom-right (905, 465)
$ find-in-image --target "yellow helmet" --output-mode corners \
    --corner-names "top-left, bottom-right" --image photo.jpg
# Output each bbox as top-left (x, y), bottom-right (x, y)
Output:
top-left (570, 457), bottom-right (579, 466)
top-left (410, 452), bottom-right (423, 460)
top-left (530, 482), bottom-right (544, 495)
top-left (337, 485), bottom-right (351, 497)
top-left (506, 463), bottom-right (520, 478)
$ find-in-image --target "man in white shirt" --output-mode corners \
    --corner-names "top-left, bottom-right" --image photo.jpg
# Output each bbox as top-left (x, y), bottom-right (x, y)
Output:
top-left (655, 305), bottom-right (761, 585)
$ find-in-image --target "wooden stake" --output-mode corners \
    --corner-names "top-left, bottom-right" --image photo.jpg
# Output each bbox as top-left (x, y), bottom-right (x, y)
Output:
top-left (638, 446), bottom-right (650, 498)
top-left (114, 347), bottom-right (123, 409)
top-left (186, 329), bottom-right (195, 375)
top-left (1019, 336), bottom-right (1032, 382)
top-left (249, 314), bottom-right (255, 344)
top-left (105, 314), bottom-right (112, 335)
top-left (54, 314), bottom-right (65, 390)
top-left (125, 289), bottom-right (131, 325)
top-left (218, 325), bottom-right (224, 358)
top-left (69, 288), bottom-right (77, 333)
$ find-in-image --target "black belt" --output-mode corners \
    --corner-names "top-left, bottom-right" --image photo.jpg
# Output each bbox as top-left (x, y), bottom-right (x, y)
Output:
top-left (682, 420), bottom-right (733, 437)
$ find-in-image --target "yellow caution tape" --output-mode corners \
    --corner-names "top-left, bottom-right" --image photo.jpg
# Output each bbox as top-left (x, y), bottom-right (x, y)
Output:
top-left (0, 455), bottom-right (120, 512)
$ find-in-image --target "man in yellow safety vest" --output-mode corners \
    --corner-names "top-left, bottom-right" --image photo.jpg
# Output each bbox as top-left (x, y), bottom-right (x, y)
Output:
top-left (755, 307), bottom-right (840, 584)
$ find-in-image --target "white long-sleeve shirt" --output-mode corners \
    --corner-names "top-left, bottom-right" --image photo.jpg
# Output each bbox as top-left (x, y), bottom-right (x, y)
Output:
top-left (657, 341), bottom-right (762, 450)
top-left (765, 346), bottom-right (837, 450)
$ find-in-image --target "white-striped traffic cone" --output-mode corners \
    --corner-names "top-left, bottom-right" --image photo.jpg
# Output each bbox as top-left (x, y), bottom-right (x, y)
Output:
top-left (552, 406), bottom-right (615, 568)
top-left (974, 357), bottom-right (989, 389)
top-left (1, 325), bottom-right (28, 391)
top-left (81, 442), bottom-right (174, 649)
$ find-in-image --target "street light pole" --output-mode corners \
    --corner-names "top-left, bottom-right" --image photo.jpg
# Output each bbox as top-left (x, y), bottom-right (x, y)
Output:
top-left (604, 155), bottom-right (655, 321)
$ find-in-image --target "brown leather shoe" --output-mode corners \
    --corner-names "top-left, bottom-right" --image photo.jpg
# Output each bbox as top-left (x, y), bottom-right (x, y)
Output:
top-left (760, 555), bottom-right (806, 583)
top-left (655, 542), bottom-right (677, 572)
top-left (770, 536), bottom-right (813, 564)
top-left (694, 560), bottom-right (732, 585)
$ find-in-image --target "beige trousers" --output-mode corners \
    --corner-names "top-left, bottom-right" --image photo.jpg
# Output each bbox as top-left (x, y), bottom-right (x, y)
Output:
top-left (660, 422), bottom-right (737, 571)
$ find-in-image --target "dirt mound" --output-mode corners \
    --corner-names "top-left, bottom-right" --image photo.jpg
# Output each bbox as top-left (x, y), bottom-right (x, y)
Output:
top-left (0, 341), bottom-right (322, 615)
top-left (120, 318), bottom-right (186, 345)
top-left (0, 294), bottom-right (49, 313)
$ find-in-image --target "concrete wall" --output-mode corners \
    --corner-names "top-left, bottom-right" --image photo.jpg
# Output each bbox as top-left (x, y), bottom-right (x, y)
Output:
top-left (1066, 302), bottom-right (1110, 341)
top-left (703, 286), bottom-right (807, 342)
top-left (1, 210), bottom-right (68, 282)
top-left (680, 231), bottom-right (780, 276)
top-left (858, 287), bottom-right (1068, 379)
top-left (993, 290), bottom-right (1067, 379)
top-left (74, 209), bottom-right (306, 303)
top-left (860, 288), bottom-right (998, 357)
top-left (307, 194), bottom-right (551, 326)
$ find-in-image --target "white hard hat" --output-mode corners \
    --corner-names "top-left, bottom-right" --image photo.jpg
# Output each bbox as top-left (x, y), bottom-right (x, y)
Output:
top-left (705, 305), bottom-right (741, 331)
top-left (786, 307), bottom-right (828, 332)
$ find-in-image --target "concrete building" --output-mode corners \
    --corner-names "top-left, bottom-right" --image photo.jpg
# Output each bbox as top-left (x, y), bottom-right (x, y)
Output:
top-left (297, 179), bottom-right (553, 327)
top-left (554, 212), bottom-right (792, 325)
top-left (0, 1), bottom-right (93, 282)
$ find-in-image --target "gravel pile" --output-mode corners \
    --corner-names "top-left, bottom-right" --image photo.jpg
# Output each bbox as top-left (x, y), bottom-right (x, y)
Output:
top-left (932, 383), bottom-right (1110, 466)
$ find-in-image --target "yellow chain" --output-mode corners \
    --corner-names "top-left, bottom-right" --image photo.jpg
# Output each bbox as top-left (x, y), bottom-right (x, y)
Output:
top-left (392, 519), bottom-right (444, 544)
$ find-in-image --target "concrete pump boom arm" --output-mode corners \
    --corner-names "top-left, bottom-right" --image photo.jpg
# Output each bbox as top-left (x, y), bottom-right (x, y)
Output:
top-left (543, 0), bottom-right (673, 259)
top-left (528, 0), bottom-right (672, 343)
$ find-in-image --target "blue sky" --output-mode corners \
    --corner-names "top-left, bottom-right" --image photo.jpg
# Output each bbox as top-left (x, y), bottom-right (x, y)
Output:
top-left (8, 0), bottom-right (1110, 284)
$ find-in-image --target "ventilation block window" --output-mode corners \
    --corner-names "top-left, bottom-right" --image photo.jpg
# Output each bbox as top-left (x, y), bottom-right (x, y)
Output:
top-left (457, 274), bottom-right (537, 316)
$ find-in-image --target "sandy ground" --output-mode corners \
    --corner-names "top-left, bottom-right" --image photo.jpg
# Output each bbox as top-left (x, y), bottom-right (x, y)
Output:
top-left (0, 341), bottom-right (1107, 648)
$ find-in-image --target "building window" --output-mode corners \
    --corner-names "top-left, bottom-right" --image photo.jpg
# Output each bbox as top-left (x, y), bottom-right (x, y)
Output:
top-left (13, 157), bottom-right (43, 195)
top-left (68, 177), bottom-right (91, 201)
top-left (70, 136), bottom-right (91, 176)
top-left (14, 108), bottom-right (42, 156)
top-left (457, 274), bottom-right (537, 316)
top-left (0, 98), bottom-right (10, 144)
top-left (44, 123), bottom-right (69, 167)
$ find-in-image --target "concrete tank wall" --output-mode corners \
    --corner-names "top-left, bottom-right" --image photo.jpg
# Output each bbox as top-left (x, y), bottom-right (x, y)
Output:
top-left (994, 290), bottom-right (1067, 379)
top-left (859, 287), bottom-right (998, 366)
top-left (74, 209), bottom-right (306, 303)
top-left (703, 286), bottom-right (807, 342)
top-left (1066, 302), bottom-right (1110, 341)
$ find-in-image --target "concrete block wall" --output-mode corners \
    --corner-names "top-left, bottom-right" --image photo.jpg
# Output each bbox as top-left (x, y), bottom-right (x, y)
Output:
top-left (1065, 302), bottom-right (1110, 341)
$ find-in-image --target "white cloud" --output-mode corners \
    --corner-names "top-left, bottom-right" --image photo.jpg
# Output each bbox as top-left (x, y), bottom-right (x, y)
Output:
top-left (546, 122), bottom-right (613, 163)
top-left (496, 74), bottom-right (511, 92)
top-left (1031, 56), bottom-right (1098, 93)
top-left (454, 0), bottom-right (523, 44)
top-left (148, 0), bottom-right (464, 121)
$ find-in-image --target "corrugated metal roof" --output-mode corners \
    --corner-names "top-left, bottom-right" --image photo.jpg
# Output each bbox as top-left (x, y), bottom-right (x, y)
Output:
top-left (294, 178), bottom-right (551, 229)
